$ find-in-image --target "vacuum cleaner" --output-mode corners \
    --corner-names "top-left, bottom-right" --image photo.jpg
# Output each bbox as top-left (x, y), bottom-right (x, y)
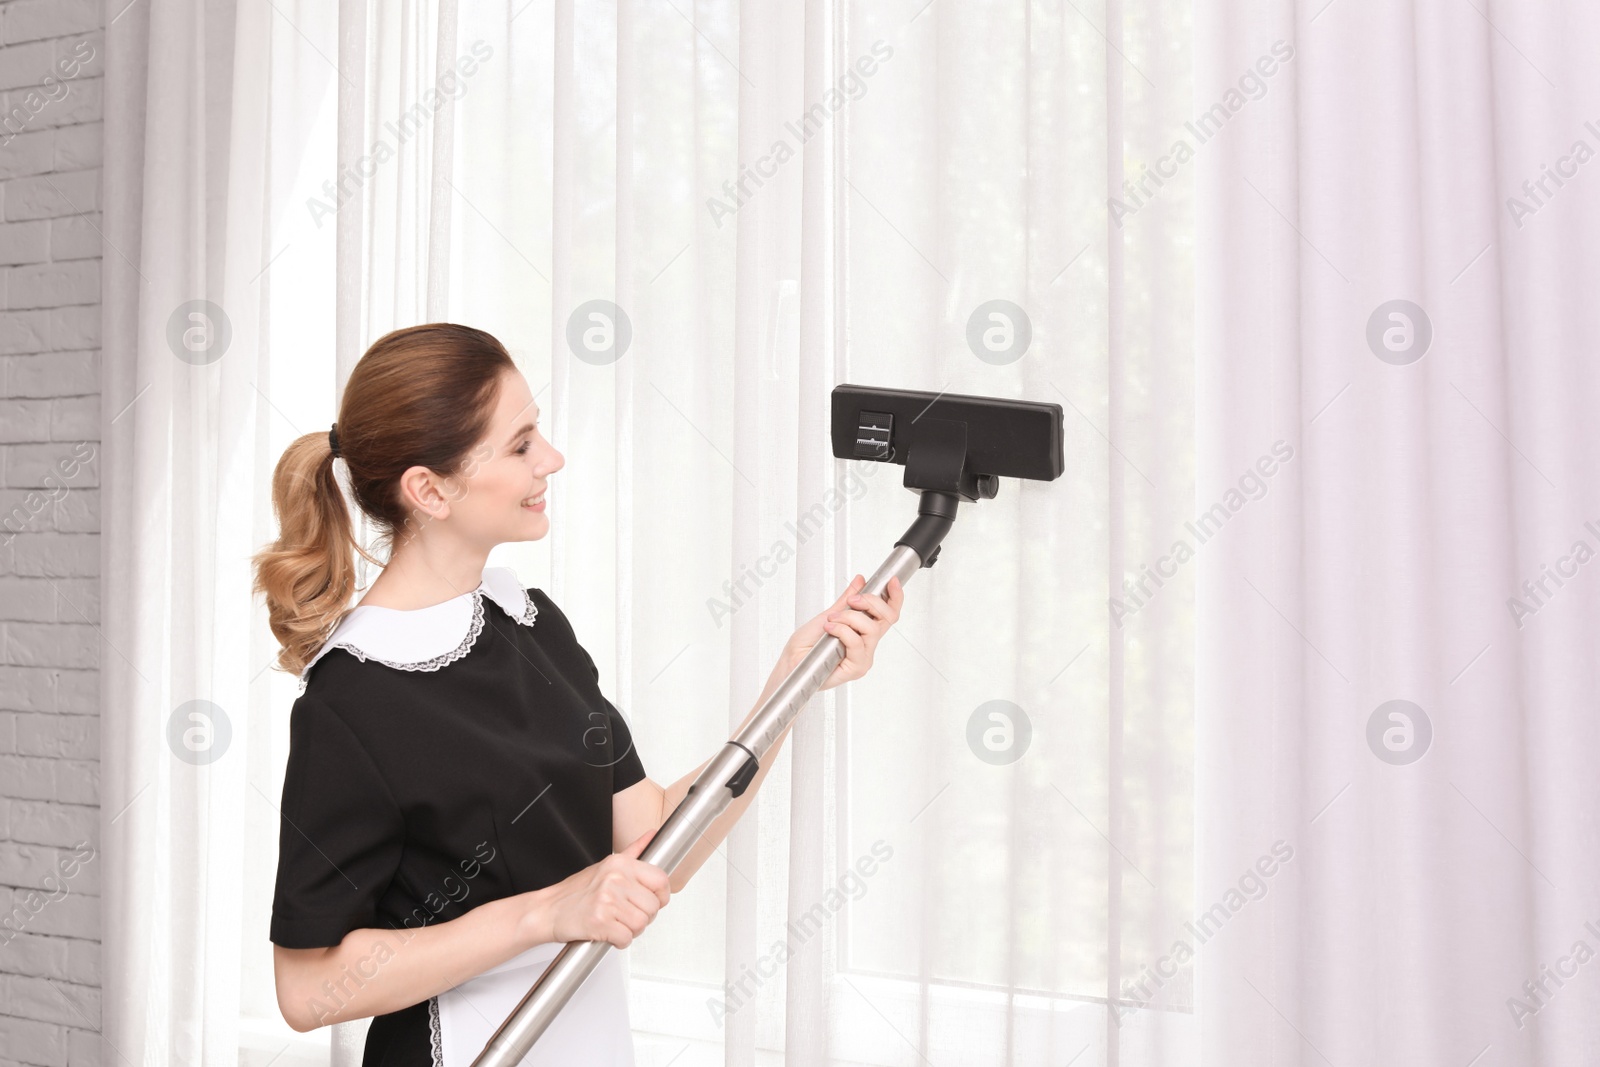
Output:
top-left (469, 383), bottom-right (1065, 1065)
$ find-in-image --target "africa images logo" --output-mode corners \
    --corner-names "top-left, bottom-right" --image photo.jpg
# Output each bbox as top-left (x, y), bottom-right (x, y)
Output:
top-left (1110, 39), bottom-right (1296, 227)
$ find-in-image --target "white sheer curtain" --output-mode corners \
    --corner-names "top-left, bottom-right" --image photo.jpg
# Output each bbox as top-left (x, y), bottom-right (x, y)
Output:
top-left (1194, 2), bottom-right (1600, 1065)
top-left (104, 1), bottom-right (1195, 1066)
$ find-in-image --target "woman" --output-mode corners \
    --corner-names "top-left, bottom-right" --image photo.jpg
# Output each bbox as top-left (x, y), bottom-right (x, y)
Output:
top-left (251, 323), bottom-right (905, 1066)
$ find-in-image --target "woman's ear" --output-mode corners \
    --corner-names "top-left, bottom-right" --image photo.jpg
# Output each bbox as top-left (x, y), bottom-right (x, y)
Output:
top-left (396, 464), bottom-right (454, 521)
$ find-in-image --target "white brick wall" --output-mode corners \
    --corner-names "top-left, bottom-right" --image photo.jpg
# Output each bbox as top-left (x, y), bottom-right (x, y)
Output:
top-left (0, 2), bottom-right (103, 1065)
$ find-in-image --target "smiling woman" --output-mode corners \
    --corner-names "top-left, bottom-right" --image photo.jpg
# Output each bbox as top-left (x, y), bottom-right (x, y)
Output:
top-left (253, 323), bottom-right (530, 671)
top-left (247, 322), bottom-right (904, 1066)
top-left (248, 322), bottom-right (672, 1067)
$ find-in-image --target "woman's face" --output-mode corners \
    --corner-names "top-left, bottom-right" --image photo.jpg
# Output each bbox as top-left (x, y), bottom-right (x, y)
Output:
top-left (411, 368), bottom-right (564, 548)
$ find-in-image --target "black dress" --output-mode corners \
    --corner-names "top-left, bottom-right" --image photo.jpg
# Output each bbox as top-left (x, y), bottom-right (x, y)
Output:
top-left (269, 567), bottom-right (647, 1066)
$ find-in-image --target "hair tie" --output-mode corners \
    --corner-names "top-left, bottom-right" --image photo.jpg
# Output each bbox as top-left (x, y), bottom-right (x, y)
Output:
top-left (328, 424), bottom-right (341, 458)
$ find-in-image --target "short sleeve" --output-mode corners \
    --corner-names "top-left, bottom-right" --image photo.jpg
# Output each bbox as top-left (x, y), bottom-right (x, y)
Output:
top-left (530, 588), bottom-right (648, 794)
top-left (269, 691), bottom-right (405, 948)
top-left (600, 689), bottom-right (647, 794)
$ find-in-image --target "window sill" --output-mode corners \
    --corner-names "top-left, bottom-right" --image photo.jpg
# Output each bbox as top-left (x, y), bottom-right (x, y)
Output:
top-left (628, 968), bottom-right (1196, 1066)
top-left (238, 1013), bottom-right (334, 1067)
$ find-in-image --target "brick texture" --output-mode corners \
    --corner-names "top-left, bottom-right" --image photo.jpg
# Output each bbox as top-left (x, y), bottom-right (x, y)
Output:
top-left (0, 5), bottom-right (101, 1065)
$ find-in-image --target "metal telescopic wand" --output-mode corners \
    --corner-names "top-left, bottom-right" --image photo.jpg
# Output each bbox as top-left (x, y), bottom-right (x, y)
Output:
top-left (469, 494), bottom-right (959, 1066)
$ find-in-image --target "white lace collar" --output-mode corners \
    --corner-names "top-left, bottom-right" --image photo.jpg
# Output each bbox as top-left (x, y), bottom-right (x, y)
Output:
top-left (298, 566), bottom-right (538, 689)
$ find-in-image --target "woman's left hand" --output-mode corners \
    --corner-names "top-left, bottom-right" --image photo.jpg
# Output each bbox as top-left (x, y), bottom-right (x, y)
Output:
top-left (780, 574), bottom-right (906, 692)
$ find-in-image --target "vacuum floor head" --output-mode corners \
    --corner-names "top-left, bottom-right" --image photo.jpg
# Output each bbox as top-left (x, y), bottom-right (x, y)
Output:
top-left (830, 383), bottom-right (1065, 568)
top-left (830, 383), bottom-right (1065, 500)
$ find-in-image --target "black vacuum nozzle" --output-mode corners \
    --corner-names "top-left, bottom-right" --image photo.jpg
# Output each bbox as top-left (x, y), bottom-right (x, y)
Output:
top-left (830, 383), bottom-right (1064, 497)
top-left (830, 383), bottom-right (1065, 567)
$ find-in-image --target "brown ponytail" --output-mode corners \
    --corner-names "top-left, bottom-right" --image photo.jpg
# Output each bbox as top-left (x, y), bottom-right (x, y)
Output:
top-left (251, 323), bottom-right (517, 676)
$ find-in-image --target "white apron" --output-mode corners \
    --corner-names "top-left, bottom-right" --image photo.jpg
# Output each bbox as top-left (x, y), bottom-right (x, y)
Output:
top-left (427, 941), bottom-right (635, 1066)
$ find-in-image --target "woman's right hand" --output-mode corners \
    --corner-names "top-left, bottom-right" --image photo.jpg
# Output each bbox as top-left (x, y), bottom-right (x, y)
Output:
top-left (527, 828), bottom-right (671, 949)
